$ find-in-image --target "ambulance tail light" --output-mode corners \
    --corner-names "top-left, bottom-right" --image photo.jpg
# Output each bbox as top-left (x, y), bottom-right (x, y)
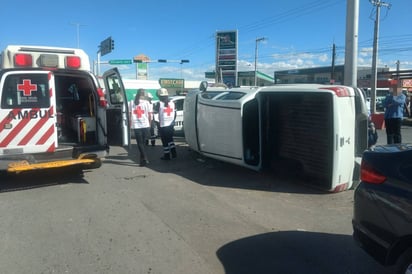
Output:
top-left (14, 54), bottom-right (33, 67)
top-left (320, 86), bottom-right (350, 97)
top-left (65, 56), bottom-right (81, 69)
top-left (97, 87), bottom-right (107, 108)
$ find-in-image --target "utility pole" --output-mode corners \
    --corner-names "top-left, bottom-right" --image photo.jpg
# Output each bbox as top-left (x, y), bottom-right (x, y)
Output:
top-left (344, 0), bottom-right (359, 87)
top-left (396, 60), bottom-right (400, 82)
top-left (70, 22), bottom-right (86, 48)
top-left (331, 43), bottom-right (336, 83)
top-left (370, 0), bottom-right (391, 114)
top-left (254, 37), bottom-right (265, 86)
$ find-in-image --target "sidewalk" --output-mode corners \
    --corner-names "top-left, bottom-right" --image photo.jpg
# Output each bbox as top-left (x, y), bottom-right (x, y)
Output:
top-left (403, 117), bottom-right (412, 126)
top-left (375, 124), bottom-right (412, 145)
top-left (371, 112), bottom-right (412, 128)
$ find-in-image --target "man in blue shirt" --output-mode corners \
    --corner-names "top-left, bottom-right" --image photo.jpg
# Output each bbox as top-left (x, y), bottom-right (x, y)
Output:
top-left (384, 80), bottom-right (406, 144)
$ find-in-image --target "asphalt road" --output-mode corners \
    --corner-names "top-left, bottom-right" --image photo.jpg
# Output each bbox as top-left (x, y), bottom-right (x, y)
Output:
top-left (2, 127), bottom-right (410, 274)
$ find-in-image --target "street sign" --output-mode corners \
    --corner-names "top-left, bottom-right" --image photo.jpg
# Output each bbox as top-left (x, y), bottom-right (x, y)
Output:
top-left (109, 59), bottom-right (132, 65)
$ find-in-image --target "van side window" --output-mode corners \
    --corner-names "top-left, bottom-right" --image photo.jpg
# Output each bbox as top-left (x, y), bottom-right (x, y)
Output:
top-left (174, 98), bottom-right (184, 111)
top-left (1, 74), bottom-right (49, 109)
top-left (216, 92), bottom-right (245, 100)
top-left (201, 91), bottom-right (224, 99)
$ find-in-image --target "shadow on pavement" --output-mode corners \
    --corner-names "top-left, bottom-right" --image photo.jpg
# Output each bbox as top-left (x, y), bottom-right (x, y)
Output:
top-left (216, 231), bottom-right (390, 274)
top-left (0, 166), bottom-right (88, 192)
top-left (105, 138), bottom-right (328, 195)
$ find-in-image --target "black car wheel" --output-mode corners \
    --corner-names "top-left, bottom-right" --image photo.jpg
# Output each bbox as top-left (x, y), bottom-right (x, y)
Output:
top-left (395, 248), bottom-right (412, 274)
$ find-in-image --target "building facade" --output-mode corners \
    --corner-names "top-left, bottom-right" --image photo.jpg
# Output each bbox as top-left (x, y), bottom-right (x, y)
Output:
top-left (205, 70), bottom-right (274, 87)
top-left (273, 65), bottom-right (412, 90)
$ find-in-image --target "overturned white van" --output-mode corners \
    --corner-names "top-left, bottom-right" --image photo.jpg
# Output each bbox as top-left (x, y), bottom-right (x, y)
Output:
top-left (184, 83), bottom-right (368, 192)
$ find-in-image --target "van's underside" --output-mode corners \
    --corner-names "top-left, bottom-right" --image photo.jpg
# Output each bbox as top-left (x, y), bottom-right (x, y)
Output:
top-left (243, 92), bottom-right (334, 190)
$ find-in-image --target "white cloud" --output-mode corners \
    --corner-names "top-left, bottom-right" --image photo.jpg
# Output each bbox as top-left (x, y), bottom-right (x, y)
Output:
top-left (359, 47), bottom-right (372, 57)
top-left (318, 54), bottom-right (329, 62)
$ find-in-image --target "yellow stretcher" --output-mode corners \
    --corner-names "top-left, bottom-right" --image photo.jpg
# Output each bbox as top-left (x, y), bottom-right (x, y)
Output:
top-left (7, 158), bottom-right (101, 173)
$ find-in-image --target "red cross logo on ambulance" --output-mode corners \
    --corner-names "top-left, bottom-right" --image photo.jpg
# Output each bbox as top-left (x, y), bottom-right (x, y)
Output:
top-left (17, 79), bottom-right (37, 96)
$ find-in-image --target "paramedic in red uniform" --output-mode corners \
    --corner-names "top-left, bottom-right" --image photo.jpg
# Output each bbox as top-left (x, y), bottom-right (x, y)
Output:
top-left (130, 89), bottom-right (151, 166)
top-left (156, 88), bottom-right (177, 160)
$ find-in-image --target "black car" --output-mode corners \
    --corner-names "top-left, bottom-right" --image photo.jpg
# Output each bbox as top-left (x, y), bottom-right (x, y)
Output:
top-left (353, 144), bottom-right (412, 274)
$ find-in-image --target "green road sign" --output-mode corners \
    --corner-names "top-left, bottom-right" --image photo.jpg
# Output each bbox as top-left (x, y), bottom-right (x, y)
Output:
top-left (109, 59), bottom-right (132, 65)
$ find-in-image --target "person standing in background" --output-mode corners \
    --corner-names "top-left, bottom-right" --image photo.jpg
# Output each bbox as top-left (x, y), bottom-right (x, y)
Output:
top-left (130, 89), bottom-right (151, 166)
top-left (384, 80), bottom-right (406, 144)
top-left (156, 88), bottom-right (177, 160)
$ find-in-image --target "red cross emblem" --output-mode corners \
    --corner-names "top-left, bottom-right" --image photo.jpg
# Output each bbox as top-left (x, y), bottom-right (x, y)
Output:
top-left (17, 79), bottom-right (37, 96)
top-left (133, 106), bottom-right (145, 118)
top-left (164, 105), bottom-right (173, 116)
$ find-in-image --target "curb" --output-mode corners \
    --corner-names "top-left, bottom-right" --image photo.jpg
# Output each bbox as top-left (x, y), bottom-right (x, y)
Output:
top-left (403, 119), bottom-right (412, 126)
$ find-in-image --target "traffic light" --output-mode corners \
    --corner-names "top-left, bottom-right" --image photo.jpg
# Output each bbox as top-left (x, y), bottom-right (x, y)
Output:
top-left (110, 38), bottom-right (115, 51)
top-left (100, 36), bottom-right (114, 56)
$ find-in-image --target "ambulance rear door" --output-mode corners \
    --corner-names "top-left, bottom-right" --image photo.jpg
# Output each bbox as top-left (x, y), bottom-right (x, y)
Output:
top-left (102, 68), bottom-right (130, 147)
top-left (0, 70), bottom-right (58, 156)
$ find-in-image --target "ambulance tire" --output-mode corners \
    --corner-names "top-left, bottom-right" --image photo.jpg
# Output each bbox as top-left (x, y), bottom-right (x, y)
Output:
top-left (85, 158), bottom-right (102, 169)
top-left (0, 170), bottom-right (9, 179)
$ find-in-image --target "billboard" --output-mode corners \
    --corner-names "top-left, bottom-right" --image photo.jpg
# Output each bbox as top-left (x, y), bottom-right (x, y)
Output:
top-left (216, 30), bottom-right (238, 87)
top-left (137, 63), bottom-right (148, 80)
top-left (159, 78), bottom-right (184, 88)
top-left (134, 54), bottom-right (150, 80)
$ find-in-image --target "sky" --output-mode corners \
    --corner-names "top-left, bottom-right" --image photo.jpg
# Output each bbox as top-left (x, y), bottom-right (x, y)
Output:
top-left (1, 0), bottom-right (411, 82)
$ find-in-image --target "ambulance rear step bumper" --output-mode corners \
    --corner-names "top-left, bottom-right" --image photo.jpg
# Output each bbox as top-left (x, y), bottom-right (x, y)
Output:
top-left (0, 144), bottom-right (108, 174)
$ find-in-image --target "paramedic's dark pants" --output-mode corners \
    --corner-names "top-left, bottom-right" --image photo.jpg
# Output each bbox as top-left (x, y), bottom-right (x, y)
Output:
top-left (159, 125), bottom-right (175, 158)
top-left (134, 128), bottom-right (150, 162)
top-left (385, 118), bottom-right (402, 144)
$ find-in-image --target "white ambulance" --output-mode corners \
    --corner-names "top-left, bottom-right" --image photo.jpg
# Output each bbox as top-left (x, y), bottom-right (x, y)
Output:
top-left (0, 45), bottom-right (130, 174)
top-left (184, 82), bottom-right (369, 192)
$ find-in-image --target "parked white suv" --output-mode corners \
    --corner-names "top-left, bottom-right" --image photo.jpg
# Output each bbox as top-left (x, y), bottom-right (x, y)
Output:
top-left (152, 95), bottom-right (185, 135)
top-left (170, 96), bottom-right (185, 133)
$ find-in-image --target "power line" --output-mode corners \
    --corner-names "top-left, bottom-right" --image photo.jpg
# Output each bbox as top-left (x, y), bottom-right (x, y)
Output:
top-left (170, 0), bottom-right (345, 61)
top-left (240, 0), bottom-right (343, 34)
top-left (168, 0), bottom-right (411, 77)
